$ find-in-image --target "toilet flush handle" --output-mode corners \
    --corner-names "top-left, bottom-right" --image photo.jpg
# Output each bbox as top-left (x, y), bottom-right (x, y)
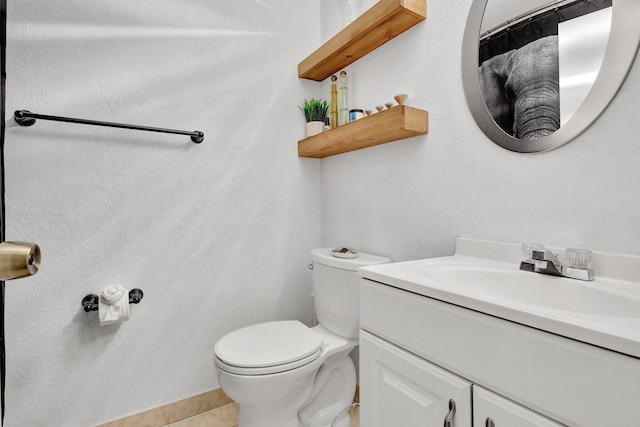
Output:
top-left (308, 261), bottom-right (314, 270)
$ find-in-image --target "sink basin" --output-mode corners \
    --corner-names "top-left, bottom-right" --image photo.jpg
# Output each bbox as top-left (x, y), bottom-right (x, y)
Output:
top-left (419, 259), bottom-right (640, 318)
top-left (360, 238), bottom-right (640, 358)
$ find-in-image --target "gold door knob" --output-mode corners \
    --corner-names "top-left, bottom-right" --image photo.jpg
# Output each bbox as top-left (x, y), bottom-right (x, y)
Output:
top-left (0, 241), bottom-right (41, 280)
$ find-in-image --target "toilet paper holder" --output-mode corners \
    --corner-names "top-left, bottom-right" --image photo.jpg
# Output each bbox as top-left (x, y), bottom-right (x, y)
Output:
top-left (81, 288), bottom-right (143, 312)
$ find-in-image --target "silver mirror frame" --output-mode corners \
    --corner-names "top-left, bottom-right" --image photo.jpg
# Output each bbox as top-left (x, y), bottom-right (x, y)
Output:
top-left (462, 0), bottom-right (640, 153)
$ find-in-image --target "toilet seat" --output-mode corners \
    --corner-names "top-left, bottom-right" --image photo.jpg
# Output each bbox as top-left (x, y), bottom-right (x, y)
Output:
top-left (215, 348), bottom-right (322, 375)
top-left (214, 320), bottom-right (323, 375)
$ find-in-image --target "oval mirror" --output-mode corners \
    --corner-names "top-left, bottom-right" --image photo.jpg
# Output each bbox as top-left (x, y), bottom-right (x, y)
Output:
top-left (462, 0), bottom-right (640, 153)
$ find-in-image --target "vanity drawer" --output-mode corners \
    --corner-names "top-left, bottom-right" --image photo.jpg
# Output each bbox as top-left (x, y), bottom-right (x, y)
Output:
top-left (473, 385), bottom-right (563, 427)
top-left (361, 279), bottom-right (640, 427)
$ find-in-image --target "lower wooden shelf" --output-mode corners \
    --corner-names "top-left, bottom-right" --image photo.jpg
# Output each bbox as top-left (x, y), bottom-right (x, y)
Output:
top-left (298, 105), bottom-right (429, 158)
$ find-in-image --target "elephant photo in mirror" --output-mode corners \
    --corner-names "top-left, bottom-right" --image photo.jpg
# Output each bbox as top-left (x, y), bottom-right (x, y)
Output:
top-left (479, 35), bottom-right (559, 140)
top-left (460, 0), bottom-right (634, 152)
top-left (478, 0), bottom-right (614, 141)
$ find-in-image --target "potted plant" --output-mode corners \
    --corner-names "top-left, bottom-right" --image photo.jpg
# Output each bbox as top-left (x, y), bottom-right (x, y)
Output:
top-left (300, 98), bottom-right (329, 137)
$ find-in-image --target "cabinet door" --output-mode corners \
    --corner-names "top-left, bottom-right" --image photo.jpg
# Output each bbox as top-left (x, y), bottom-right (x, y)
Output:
top-left (360, 330), bottom-right (472, 427)
top-left (473, 386), bottom-right (564, 427)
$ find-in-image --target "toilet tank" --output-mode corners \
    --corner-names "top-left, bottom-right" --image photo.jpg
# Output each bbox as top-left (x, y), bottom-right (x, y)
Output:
top-left (311, 249), bottom-right (390, 339)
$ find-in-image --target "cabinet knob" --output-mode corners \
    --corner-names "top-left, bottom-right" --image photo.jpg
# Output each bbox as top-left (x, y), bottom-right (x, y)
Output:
top-left (443, 399), bottom-right (456, 427)
top-left (486, 418), bottom-right (495, 427)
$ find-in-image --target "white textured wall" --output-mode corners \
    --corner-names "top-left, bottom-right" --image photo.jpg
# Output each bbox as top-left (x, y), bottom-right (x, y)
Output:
top-left (3, 1), bottom-right (321, 426)
top-left (4, 0), bottom-right (640, 424)
top-left (321, 0), bottom-right (640, 260)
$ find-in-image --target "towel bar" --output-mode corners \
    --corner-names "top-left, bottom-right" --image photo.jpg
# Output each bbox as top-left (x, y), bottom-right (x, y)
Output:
top-left (14, 110), bottom-right (204, 143)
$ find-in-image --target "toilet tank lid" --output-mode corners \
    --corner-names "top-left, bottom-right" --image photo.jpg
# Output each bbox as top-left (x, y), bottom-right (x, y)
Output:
top-left (311, 248), bottom-right (391, 271)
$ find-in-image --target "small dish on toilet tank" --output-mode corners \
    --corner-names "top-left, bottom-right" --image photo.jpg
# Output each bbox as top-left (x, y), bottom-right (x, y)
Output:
top-left (331, 247), bottom-right (359, 259)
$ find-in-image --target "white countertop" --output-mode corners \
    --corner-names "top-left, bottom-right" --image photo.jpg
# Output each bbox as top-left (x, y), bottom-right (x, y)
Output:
top-left (359, 238), bottom-right (640, 359)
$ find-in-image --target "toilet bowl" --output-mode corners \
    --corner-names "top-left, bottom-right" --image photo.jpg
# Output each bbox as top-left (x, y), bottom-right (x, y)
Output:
top-left (213, 248), bottom-right (390, 427)
top-left (215, 321), bottom-right (357, 427)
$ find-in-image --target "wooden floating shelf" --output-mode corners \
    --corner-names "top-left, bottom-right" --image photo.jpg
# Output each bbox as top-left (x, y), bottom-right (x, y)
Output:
top-left (298, 105), bottom-right (428, 158)
top-left (298, 0), bottom-right (427, 81)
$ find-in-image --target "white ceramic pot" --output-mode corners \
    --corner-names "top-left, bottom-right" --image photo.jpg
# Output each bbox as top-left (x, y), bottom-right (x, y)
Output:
top-left (305, 121), bottom-right (325, 138)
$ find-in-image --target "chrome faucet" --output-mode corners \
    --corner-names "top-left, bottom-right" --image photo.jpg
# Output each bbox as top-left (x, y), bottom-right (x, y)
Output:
top-left (520, 244), bottom-right (594, 281)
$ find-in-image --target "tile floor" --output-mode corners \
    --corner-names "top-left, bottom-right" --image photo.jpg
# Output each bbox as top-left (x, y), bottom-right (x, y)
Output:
top-left (167, 402), bottom-right (360, 427)
top-left (97, 387), bottom-right (359, 427)
top-left (163, 402), bottom-right (238, 427)
top-left (97, 389), bottom-right (234, 427)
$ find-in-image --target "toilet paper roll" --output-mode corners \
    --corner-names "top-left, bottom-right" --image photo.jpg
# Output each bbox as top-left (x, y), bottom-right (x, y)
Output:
top-left (99, 285), bottom-right (130, 325)
top-left (0, 241), bottom-right (41, 280)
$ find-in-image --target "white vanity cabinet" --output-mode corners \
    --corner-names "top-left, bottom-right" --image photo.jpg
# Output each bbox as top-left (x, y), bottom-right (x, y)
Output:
top-left (473, 386), bottom-right (562, 427)
top-left (360, 331), bottom-right (472, 427)
top-left (360, 330), bottom-right (562, 427)
top-left (359, 279), bottom-right (640, 427)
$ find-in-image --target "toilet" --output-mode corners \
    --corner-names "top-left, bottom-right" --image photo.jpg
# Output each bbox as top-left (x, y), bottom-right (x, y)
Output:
top-left (213, 248), bottom-right (390, 427)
